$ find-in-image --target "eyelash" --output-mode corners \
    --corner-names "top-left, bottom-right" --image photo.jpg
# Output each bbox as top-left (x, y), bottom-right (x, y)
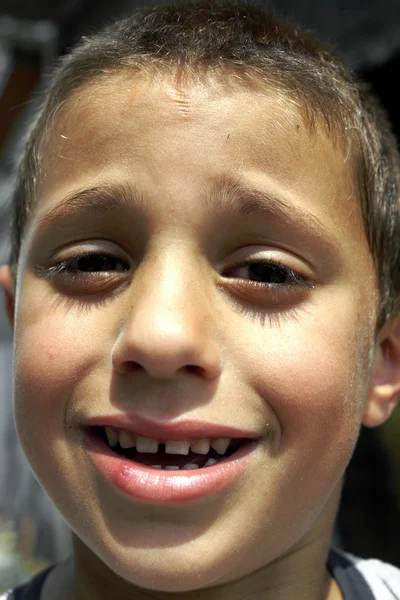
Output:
top-left (42, 252), bottom-right (314, 291)
top-left (223, 260), bottom-right (314, 290)
top-left (43, 253), bottom-right (129, 278)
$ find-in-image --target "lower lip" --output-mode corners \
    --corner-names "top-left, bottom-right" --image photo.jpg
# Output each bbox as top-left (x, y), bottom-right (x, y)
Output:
top-left (84, 431), bottom-right (258, 505)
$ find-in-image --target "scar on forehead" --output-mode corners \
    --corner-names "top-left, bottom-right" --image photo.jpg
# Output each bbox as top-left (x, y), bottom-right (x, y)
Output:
top-left (165, 83), bottom-right (192, 118)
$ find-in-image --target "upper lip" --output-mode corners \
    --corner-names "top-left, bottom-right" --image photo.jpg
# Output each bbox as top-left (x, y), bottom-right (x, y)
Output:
top-left (83, 413), bottom-right (259, 442)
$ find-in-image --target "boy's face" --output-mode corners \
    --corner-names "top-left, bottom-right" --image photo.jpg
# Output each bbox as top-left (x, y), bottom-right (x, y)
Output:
top-left (4, 75), bottom-right (385, 592)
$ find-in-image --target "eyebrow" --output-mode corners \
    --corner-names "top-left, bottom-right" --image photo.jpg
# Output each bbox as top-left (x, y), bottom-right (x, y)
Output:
top-left (37, 183), bottom-right (143, 229)
top-left (36, 177), bottom-right (339, 250)
top-left (208, 175), bottom-right (341, 249)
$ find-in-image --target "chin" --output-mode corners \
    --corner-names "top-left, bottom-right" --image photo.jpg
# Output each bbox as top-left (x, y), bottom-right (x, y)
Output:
top-left (97, 546), bottom-right (229, 593)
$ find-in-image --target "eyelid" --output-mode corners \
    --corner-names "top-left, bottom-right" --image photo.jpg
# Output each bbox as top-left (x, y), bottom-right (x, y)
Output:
top-left (49, 252), bottom-right (129, 276)
top-left (221, 246), bottom-right (315, 279)
top-left (45, 240), bottom-right (131, 265)
top-left (33, 243), bottom-right (132, 287)
top-left (33, 250), bottom-right (132, 300)
top-left (223, 258), bottom-right (315, 289)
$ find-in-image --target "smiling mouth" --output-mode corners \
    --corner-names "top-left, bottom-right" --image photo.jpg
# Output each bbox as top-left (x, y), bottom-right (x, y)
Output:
top-left (92, 426), bottom-right (248, 470)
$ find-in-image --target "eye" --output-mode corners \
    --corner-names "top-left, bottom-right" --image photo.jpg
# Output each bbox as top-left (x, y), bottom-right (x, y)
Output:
top-left (221, 258), bottom-right (315, 310)
top-left (37, 251), bottom-right (130, 295)
top-left (58, 253), bottom-right (128, 274)
top-left (224, 260), bottom-right (313, 288)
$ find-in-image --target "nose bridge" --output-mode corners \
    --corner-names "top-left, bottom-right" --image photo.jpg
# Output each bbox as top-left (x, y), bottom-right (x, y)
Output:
top-left (136, 251), bottom-right (200, 333)
top-left (112, 247), bottom-right (221, 380)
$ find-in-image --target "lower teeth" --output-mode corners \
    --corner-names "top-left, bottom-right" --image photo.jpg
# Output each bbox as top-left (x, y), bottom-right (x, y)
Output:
top-left (150, 457), bottom-right (221, 470)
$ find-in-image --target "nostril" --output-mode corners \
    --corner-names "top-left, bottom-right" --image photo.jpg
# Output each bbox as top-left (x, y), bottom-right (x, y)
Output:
top-left (186, 365), bottom-right (205, 376)
top-left (118, 361), bottom-right (143, 374)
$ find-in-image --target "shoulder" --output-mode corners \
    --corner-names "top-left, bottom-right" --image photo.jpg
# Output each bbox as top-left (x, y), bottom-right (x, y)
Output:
top-left (329, 547), bottom-right (400, 599)
top-left (349, 555), bottom-right (400, 599)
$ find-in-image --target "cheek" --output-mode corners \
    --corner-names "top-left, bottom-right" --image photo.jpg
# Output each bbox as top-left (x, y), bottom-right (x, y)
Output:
top-left (13, 295), bottom-right (106, 455)
top-left (236, 306), bottom-right (372, 472)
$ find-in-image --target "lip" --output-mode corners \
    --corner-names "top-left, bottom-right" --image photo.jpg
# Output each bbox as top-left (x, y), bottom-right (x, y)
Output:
top-left (83, 428), bottom-right (259, 505)
top-left (83, 413), bottom-right (258, 442)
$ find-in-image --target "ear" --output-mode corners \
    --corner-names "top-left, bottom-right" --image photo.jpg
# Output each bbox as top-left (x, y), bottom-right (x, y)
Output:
top-left (0, 265), bottom-right (15, 329)
top-left (363, 315), bottom-right (400, 427)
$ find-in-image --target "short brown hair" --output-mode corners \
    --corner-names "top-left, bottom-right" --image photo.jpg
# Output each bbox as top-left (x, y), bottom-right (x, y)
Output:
top-left (10, 0), bottom-right (400, 329)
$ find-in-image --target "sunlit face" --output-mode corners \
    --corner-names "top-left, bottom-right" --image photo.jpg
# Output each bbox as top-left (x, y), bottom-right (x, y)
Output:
top-left (12, 74), bottom-right (378, 593)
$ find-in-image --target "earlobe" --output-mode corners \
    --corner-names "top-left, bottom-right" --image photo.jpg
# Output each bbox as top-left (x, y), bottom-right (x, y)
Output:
top-left (0, 265), bottom-right (15, 329)
top-left (363, 316), bottom-right (400, 427)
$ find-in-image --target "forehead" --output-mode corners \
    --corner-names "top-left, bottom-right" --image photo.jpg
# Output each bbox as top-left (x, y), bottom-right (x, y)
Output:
top-left (45, 73), bottom-right (347, 178)
top-left (37, 73), bottom-right (366, 254)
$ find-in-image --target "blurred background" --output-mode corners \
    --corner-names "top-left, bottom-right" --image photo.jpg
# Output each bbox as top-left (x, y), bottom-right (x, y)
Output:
top-left (1, 0), bottom-right (400, 590)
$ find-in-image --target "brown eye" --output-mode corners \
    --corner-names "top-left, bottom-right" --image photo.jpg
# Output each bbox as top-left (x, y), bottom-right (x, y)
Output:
top-left (72, 254), bottom-right (127, 272)
top-left (244, 262), bottom-right (289, 284)
top-left (37, 251), bottom-right (131, 297)
top-left (225, 260), bottom-right (311, 288)
top-left (43, 252), bottom-right (129, 279)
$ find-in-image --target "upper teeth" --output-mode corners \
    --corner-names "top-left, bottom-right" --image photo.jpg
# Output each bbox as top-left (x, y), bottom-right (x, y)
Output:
top-left (119, 429), bottom-right (135, 449)
top-left (104, 427), bottom-right (233, 455)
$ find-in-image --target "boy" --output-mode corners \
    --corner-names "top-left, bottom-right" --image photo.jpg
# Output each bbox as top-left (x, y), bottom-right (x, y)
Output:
top-left (0, 1), bottom-right (400, 598)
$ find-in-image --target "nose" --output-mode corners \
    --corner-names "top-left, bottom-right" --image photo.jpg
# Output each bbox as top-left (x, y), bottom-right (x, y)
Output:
top-left (111, 257), bottom-right (221, 381)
